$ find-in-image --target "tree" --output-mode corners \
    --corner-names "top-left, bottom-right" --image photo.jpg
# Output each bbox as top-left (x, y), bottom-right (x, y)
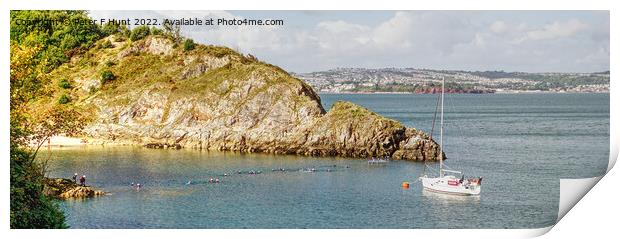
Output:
top-left (10, 42), bottom-right (69, 229)
top-left (101, 22), bottom-right (123, 36)
top-left (27, 105), bottom-right (87, 161)
top-left (10, 10), bottom-right (104, 72)
top-left (150, 27), bottom-right (164, 36)
top-left (10, 146), bottom-right (67, 229)
top-left (130, 26), bottom-right (150, 41)
top-left (10, 11), bottom-right (100, 228)
top-left (163, 21), bottom-right (182, 43)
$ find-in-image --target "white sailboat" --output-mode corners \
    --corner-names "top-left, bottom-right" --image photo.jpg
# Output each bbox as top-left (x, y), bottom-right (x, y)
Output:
top-left (419, 77), bottom-right (482, 196)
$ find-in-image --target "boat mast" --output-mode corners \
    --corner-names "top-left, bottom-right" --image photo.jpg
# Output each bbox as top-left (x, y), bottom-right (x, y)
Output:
top-left (440, 77), bottom-right (444, 177)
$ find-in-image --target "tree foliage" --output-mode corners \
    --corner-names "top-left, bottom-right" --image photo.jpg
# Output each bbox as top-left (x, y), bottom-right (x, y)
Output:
top-left (130, 25), bottom-right (150, 41)
top-left (10, 10), bottom-right (101, 229)
top-left (100, 22), bottom-right (128, 37)
top-left (183, 39), bottom-right (196, 51)
top-left (10, 10), bottom-right (104, 73)
top-left (10, 42), bottom-right (70, 229)
top-left (162, 20), bottom-right (182, 43)
top-left (11, 146), bottom-right (67, 229)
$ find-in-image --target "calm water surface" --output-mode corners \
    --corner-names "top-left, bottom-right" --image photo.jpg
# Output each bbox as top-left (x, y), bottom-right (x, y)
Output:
top-left (47, 93), bottom-right (609, 229)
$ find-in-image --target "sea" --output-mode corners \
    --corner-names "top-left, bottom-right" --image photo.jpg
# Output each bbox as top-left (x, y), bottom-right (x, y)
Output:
top-left (46, 93), bottom-right (609, 229)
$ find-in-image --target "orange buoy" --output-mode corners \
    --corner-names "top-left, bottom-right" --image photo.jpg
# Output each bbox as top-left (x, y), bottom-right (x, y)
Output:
top-left (402, 182), bottom-right (410, 189)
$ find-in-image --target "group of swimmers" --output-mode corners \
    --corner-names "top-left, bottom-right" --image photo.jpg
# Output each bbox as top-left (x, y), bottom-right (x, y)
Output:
top-left (186, 178), bottom-right (221, 185)
top-left (130, 182), bottom-right (142, 190)
top-left (180, 164), bottom-right (351, 187)
top-left (243, 170), bottom-right (262, 175)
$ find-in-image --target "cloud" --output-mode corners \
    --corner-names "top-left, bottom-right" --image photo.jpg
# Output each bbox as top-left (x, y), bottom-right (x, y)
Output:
top-left (303, 11), bottom-right (475, 59)
top-left (371, 11), bottom-right (415, 49)
top-left (525, 19), bottom-right (588, 41)
top-left (312, 20), bottom-right (371, 53)
top-left (490, 21), bottom-right (508, 33)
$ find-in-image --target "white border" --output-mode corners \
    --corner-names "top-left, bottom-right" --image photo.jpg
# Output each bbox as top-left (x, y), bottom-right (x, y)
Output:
top-left (2, 1), bottom-right (616, 238)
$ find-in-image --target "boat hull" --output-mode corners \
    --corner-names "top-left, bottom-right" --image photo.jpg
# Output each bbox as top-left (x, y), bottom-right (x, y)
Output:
top-left (419, 176), bottom-right (481, 196)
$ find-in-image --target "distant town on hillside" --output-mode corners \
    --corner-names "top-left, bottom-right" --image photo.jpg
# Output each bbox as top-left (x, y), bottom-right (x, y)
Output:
top-left (293, 68), bottom-right (610, 94)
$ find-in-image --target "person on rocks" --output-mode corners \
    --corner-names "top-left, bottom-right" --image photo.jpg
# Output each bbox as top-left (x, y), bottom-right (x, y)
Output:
top-left (72, 173), bottom-right (78, 183)
top-left (79, 175), bottom-right (86, 186)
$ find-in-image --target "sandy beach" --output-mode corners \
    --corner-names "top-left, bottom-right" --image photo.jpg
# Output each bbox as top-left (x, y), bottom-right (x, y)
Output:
top-left (46, 136), bottom-right (88, 146)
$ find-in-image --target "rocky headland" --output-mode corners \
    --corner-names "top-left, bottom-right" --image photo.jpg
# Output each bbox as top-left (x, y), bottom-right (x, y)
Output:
top-left (44, 35), bottom-right (443, 161)
top-left (43, 178), bottom-right (105, 199)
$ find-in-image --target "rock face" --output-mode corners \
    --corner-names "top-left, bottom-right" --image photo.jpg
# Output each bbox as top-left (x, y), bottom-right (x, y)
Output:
top-left (51, 35), bottom-right (442, 161)
top-left (43, 178), bottom-right (105, 199)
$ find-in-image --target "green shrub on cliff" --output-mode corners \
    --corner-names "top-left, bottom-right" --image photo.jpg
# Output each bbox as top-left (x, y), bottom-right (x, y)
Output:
top-left (130, 26), bottom-right (150, 41)
top-left (101, 22), bottom-right (129, 37)
top-left (57, 94), bottom-right (71, 104)
top-left (151, 27), bottom-right (164, 36)
top-left (57, 78), bottom-right (71, 89)
top-left (183, 39), bottom-right (196, 51)
top-left (100, 70), bottom-right (116, 84)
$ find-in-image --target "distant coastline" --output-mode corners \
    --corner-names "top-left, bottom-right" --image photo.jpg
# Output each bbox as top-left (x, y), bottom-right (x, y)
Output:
top-left (317, 90), bottom-right (609, 95)
top-left (295, 68), bottom-right (609, 94)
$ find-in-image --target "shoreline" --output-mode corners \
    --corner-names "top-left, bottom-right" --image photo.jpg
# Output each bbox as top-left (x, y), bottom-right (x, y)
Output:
top-left (34, 136), bottom-right (136, 148)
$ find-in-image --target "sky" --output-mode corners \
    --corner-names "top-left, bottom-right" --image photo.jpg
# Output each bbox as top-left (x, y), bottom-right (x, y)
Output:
top-left (89, 11), bottom-right (610, 73)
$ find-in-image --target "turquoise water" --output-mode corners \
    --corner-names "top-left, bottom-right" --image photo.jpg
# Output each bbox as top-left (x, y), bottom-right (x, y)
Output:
top-left (47, 93), bottom-right (609, 229)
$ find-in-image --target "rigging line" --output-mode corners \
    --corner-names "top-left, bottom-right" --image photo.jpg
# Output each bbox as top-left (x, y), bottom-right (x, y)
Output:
top-left (442, 97), bottom-right (460, 166)
top-left (430, 93), bottom-right (441, 141)
top-left (445, 93), bottom-right (474, 165)
top-left (424, 92), bottom-right (442, 176)
top-left (437, 84), bottom-right (463, 168)
top-left (424, 163), bottom-right (439, 174)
